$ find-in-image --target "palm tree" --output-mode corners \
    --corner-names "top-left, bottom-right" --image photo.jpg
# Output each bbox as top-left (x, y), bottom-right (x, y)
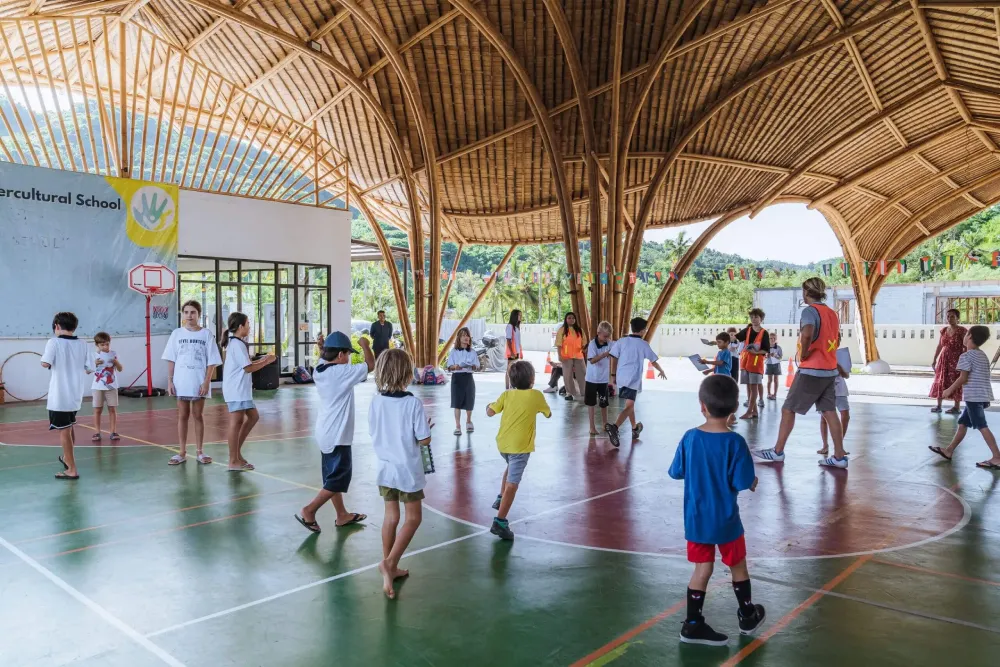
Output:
top-left (524, 244), bottom-right (563, 322)
top-left (663, 231), bottom-right (692, 265)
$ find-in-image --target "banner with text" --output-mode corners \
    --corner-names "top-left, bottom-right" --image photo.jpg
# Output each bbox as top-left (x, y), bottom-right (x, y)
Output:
top-left (0, 162), bottom-right (178, 337)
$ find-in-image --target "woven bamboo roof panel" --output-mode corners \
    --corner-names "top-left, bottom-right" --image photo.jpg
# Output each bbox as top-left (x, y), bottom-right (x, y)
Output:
top-left (2, 0), bottom-right (1000, 259)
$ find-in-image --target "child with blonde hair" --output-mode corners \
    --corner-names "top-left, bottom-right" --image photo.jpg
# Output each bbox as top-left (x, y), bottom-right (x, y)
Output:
top-left (369, 349), bottom-right (433, 599)
top-left (91, 331), bottom-right (122, 442)
top-left (585, 321), bottom-right (614, 436)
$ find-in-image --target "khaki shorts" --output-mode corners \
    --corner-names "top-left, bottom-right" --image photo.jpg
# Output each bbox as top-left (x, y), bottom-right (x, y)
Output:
top-left (93, 389), bottom-right (119, 408)
top-left (782, 373), bottom-right (836, 415)
top-left (379, 486), bottom-right (425, 503)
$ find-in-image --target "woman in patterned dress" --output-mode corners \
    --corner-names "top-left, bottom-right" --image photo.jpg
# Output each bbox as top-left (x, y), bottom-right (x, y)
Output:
top-left (929, 308), bottom-right (967, 414)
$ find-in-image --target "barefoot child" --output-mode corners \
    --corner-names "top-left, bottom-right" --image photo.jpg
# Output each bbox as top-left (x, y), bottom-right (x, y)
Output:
top-left (41, 312), bottom-right (92, 480)
top-left (669, 374), bottom-right (765, 645)
top-left (929, 325), bottom-right (1000, 469)
top-left (765, 337), bottom-right (782, 400)
top-left (369, 349), bottom-right (433, 599)
top-left (606, 317), bottom-right (666, 447)
top-left (700, 332), bottom-right (736, 426)
top-left (295, 332), bottom-right (374, 533)
top-left (221, 312), bottom-right (275, 472)
top-left (585, 321), bottom-right (614, 436)
top-left (91, 332), bottom-right (122, 442)
top-left (486, 360), bottom-right (551, 540)
top-left (446, 326), bottom-right (479, 435)
top-left (162, 300), bottom-right (221, 466)
top-left (818, 357), bottom-right (851, 457)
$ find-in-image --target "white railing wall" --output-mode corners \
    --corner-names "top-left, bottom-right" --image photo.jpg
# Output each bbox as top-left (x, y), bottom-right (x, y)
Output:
top-left (487, 323), bottom-right (1000, 367)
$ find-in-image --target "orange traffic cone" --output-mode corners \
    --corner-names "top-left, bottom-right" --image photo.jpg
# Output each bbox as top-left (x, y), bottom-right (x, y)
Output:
top-left (784, 359), bottom-right (795, 388)
top-left (645, 360), bottom-right (655, 380)
top-left (544, 354), bottom-right (552, 374)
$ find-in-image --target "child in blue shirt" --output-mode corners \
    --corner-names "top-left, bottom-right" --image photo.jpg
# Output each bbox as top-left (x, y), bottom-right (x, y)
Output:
top-left (668, 374), bottom-right (764, 646)
top-left (700, 331), bottom-right (733, 377)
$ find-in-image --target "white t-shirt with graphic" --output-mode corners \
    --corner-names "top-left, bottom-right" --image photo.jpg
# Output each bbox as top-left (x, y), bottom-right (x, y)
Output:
top-left (610, 335), bottom-right (658, 391)
top-left (222, 338), bottom-right (253, 403)
top-left (369, 392), bottom-right (432, 493)
top-left (314, 362), bottom-right (369, 452)
top-left (162, 327), bottom-right (222, 398)
top-left (92, 350), bottom-right (119, 390)
top-left (41, 336), bottom-right (91, 412)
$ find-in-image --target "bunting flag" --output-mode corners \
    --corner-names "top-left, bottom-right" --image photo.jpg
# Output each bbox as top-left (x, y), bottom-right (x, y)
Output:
top-left (727, 268), bottom-right (736, 280)
top-left (993, 251), bottom-right (1000, 268)
top-left (710, 269), bottom-right (721, 280)
top-left (599, 273), bottom-right (608, 285)
top-left (877, 259), bottom-right (889, 275)
top-left (863, 262), bottom-right (871, 276)
top-left (919, 256), bottom-right (931, 273)
top-left (739, 267), bottom-right (748, 280)
top-left (967, 252), bottom-right (980, 263)
top-left (755, 267), bottom-right (764, 279)
top-left (654, 271), bottom-right (663, 282)
top-left (942, 255), bottom-right (954, 270)
top-left (668, 270), bottom-right (678, 281)
top-left (773, 268), bottom-right (781, 277)
top-left (626, 271), bottom-right (634, 284)
top-left (822, 264), bottom-right (832, 277)
top-left (897, 259), bottom-right (907, 274)
top-left (840, 262), bottom-right (850, 277)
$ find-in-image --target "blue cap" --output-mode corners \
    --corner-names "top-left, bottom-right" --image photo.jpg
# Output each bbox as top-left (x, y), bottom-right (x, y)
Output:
top-left (323, 331), bottom-right (357, 352)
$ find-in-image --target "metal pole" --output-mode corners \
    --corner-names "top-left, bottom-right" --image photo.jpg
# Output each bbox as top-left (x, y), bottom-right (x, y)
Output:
top-left (145, 294), bottom-right (153, 396)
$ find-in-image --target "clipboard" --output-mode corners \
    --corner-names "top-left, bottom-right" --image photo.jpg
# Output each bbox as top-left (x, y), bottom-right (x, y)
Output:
top-left (688, 354), bottom-right (710, 372)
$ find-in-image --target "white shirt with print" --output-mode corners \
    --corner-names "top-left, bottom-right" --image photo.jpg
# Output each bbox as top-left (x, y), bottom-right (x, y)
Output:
top-left (92, 350), bottom-right (119, 390)
top-left (162, 327), bottom-right (222, 398)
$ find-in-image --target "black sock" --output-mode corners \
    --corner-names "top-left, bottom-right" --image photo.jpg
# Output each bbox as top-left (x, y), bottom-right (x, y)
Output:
top-left (733, 579), bottom-right (754, 613)
top-left (686, 588), bottom-right (706, 622)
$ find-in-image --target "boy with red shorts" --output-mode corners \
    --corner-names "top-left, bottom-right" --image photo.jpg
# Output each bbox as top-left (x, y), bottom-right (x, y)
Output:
top-left (668, 374), bottom-right (765, 645)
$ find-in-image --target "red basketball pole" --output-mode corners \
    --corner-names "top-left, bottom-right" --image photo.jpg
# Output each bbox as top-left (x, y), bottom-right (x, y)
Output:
top-left (145, 294), bottom-right (153, 396)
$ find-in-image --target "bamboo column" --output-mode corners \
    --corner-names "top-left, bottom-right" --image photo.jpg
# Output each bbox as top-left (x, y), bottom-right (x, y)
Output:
top-left (437, 244), bottom-right (518, 365)
top-left (604, 0), bottom-right (626, 330)
top-left (438, 244), bottom-right (463, 331)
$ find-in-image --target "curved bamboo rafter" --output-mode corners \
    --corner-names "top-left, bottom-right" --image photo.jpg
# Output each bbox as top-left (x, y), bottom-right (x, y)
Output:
top-left (449, 0), bottom-right (588, 330)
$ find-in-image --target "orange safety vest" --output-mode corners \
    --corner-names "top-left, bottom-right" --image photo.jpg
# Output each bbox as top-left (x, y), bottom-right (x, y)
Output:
top-left (558, 328), bottom-right (584, 360)
top-left (506, 326), bottom-right (521, 359)
top-left (799, 303), bottom-right (840, 371)
top-left (740, 327), bottom-right (767, 374)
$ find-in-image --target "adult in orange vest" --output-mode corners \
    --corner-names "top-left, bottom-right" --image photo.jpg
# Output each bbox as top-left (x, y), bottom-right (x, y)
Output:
top-left (504, 309), bottom-right (523, 390)
top-left (735, 308), bottom-right (769, 421)
top-left (555, 312), bottom-right (586, 401)
top-left (753, 277), bottom-right (848, 468)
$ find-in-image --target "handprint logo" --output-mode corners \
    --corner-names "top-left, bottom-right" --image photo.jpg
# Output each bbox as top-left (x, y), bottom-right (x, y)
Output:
top-left (130, 185), bottom-right (175, 233)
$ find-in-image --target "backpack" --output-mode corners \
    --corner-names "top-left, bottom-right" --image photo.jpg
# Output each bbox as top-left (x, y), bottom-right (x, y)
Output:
top-left (291, 366), bottom-right (314, 384)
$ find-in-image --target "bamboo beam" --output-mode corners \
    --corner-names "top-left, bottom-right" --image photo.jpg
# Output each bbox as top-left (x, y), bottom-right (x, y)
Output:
top-left (119, 0), bottom-right (152, 23)
top-left (437, 244), bottom-right (518, 365)
top-left (32, 0), bottom-right (128, 17)
top-left (438, 244), bottom-right (463, 331)
top-left (605, 0), bottom-right (626, 331)
top-left (245, 11), bottom-right (350, 94)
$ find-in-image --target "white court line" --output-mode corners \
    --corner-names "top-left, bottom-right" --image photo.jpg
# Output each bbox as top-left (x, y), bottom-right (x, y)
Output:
top-left (147, 479), bottom-right (653, 638)
top-left (0, 535), bottom-right (186, 667)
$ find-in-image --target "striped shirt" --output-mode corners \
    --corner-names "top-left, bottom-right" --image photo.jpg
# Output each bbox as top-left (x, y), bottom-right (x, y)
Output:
top-left (956, 349), bottom-right (994, 403)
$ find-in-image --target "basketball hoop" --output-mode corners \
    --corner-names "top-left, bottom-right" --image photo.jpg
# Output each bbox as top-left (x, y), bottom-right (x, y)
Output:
top-left (126, 263), bottom-right (176, 398)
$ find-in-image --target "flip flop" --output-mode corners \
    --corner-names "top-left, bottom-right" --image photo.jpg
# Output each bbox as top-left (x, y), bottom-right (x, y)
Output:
top-left (58, 455), bottom-right (68, 471)
top-left (975, 461), bottom-right (1000, 470)
top-left (930, 407), bottom-right (942, 413)
top-left (54, 472), bottom-right (79, 480)
top-left (336, 513), bottom-right (367, 527)
top-left (294, 514), bottom-right (321, 534)
top-left (945, 408), bottom-right (961, 415)
top-left (928, 446), bottom-right (952, 462)
top-left (91, 433), bottom-right (101, 442)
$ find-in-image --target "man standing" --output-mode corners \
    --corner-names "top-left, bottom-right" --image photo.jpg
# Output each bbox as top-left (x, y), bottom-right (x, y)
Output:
top-left (370, 310), bottom-right (393, 358)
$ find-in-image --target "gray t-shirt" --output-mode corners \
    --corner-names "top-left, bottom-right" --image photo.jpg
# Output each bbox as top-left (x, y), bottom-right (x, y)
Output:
top-left (956, 349), bottom-right (994, 403)
top-left (798, 305), bottom-right (839, 378)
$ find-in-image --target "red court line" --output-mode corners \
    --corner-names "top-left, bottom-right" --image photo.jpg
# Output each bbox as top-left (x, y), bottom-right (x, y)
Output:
top-left (568, 600), bottom-right (687, 667)
top-left (871, 558), bottom-right (1000, 588)
top-left (15, 488), bottom-right (296, 545)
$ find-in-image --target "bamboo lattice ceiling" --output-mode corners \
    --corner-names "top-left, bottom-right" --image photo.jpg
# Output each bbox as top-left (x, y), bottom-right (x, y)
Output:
top-left (2, 0), bottom-right (1000, 264)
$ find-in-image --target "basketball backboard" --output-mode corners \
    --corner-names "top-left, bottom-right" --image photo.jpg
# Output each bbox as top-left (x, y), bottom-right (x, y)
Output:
top-left (128, 263), bottom-right (176, 295)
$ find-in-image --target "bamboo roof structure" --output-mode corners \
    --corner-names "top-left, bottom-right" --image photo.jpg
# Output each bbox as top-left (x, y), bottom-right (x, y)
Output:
top-left (3, 0), bottom-right (1000, 365)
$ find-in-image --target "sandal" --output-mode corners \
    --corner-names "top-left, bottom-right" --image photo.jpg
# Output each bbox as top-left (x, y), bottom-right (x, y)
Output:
top-left (294, 514), bottom-right (321, 534)
top-left (930, 407), bottom-right (942, 413)
top-left (196, 453), bottom-right (213, 465)
top-left (109, 433), bottom-right (121, 441)
top-left (58, 455), bottom-right (68, 471)
top-left (168, 454), bottom-right (186, 465)
top-left (54, 472), bottom-right (79, 480)
top-left (928, 446), bottom-right (952, 462)
top-left (945, 407), bottom-right (961, 415)
top-left (228, 462), bottom-right (254, 472)
top-left (91, 433), bottom-right (101, 442)
top-left (975, 461), bottom-right (1000, 470)
top-left (336, 513), bottom-right (367, 527)
top-left (466, 423), bottom-right (474, 433)
top-left (453, 428), bottom-right (462, 436)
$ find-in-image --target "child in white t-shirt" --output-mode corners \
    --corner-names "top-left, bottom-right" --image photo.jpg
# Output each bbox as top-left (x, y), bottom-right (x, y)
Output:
top-left (221, 312), bottom-right (276, 472)
top-left (585, 321), bottom-right (614, 436)
top-left (765, 338), bottom-right (782, 401)
top-left (818, 353), bottom-right (851, 457)
top-left (606, 317), bottom-right (665, 447)
top-left (369, 349), bottom-right (433, 599)
top-left (91, 331), bottom-right (123, 442)
top-left (162, 300), bottom-right (222, 466)
top-left (295, 331), bottom-right (375, 534)
top-left (40, 312), bottom-right (92, 480)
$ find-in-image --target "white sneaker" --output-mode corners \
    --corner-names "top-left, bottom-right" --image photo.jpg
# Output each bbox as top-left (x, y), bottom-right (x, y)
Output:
top-left (753, 448), bottom-right (785, 463)
top-left (542, 386), bottom-right (557, 394)
top-left (819, 455), bottom-right (848, 469)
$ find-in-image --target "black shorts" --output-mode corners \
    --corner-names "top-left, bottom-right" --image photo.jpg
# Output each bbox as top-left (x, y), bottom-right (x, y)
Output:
top-left (619, 387), bottom-right (638, 401)
top-left (584, 381), bottom-right (609, 407)
top-left (729, 361), bottom-right (739, 381)
top-left (321, 446), bottom-right (353, 493)
top-left (48, 410), bottom-right (77, 430)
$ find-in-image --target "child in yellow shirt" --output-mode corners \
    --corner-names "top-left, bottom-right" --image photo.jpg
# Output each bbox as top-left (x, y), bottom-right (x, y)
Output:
top-left (486, 360), bottom-right (552, 540)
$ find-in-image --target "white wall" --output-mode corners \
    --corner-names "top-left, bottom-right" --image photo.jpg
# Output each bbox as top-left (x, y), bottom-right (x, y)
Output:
top-left (1, 192), bottom-right (350, 403)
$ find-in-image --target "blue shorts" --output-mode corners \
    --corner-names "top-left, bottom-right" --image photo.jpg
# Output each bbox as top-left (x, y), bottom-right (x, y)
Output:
top-left (619, 386), bottom-right (638, 401)
top-left (501, 452), bottom-right (530, 484)
top-left (227, 400), bottom-right (256, 412)
top-left (958, 402), bottom-right (990, 430)
top-left (321, 446), bottom-right (353, 493)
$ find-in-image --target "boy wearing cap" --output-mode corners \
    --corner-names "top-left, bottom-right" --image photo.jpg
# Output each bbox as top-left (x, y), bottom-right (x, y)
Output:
top-left (296, 331), bottom-right (375, 533)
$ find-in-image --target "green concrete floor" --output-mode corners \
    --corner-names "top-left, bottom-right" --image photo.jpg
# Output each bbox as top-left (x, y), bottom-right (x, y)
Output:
top-left (0, 383), bottom-right (998, 666)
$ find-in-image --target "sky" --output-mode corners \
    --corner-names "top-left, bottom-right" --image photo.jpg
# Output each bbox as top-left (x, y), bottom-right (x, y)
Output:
top-left (642, 202), bottom-right (843, 265)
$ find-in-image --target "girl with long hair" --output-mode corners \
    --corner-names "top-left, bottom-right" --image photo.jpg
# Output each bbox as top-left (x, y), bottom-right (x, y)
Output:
top-left (446, 327), bottom-right (480, 435)
top-left (221, 312), bottom-right (276, 471)
top-left (556, 311), bottom-right (586, 401)
top-left (505, 309), bottom-right (523, 389)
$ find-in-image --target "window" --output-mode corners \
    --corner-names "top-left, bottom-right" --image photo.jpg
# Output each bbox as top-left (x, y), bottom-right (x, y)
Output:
top-left (935, 297), bottom-right (1000, 324)
top-left (836, 299), bottom-right (854, 325)
top-left (178, 256), bottom-right (332, 376)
